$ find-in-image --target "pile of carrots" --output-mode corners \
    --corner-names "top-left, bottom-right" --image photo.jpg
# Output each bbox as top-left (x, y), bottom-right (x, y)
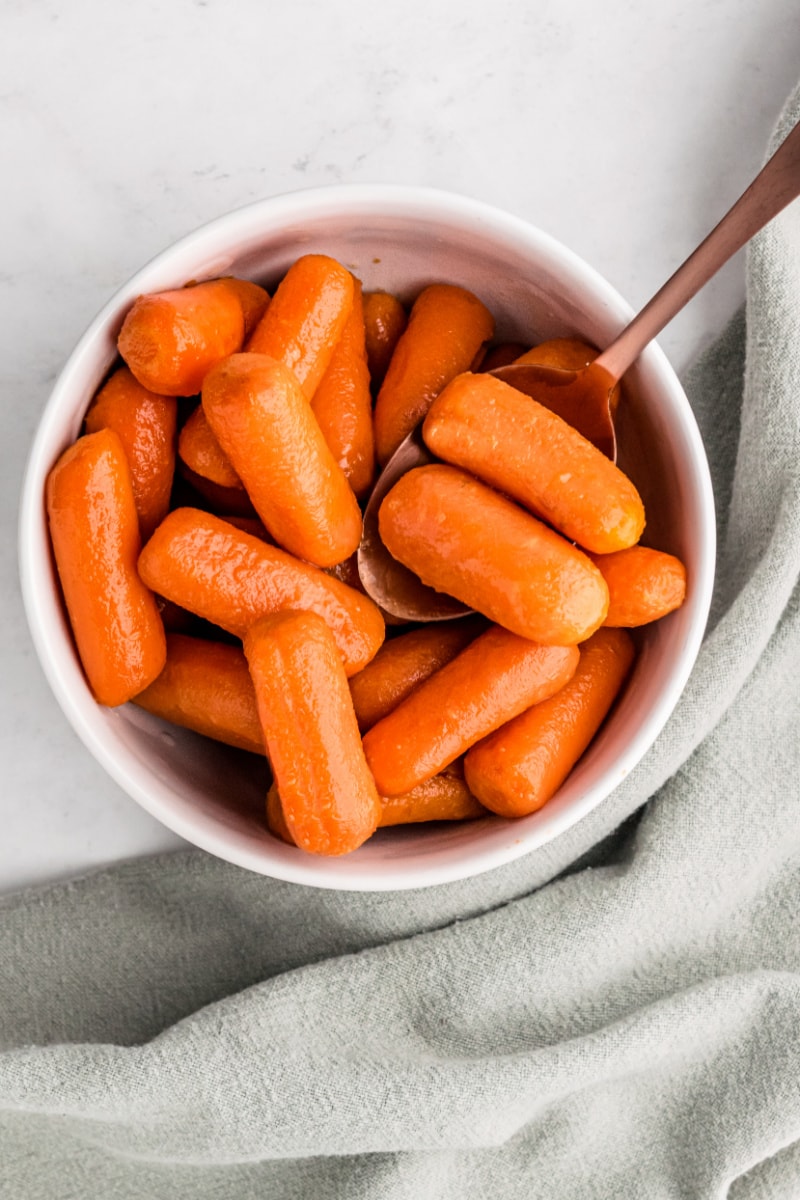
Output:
top-left (45, 253), bottom-right (687, 856)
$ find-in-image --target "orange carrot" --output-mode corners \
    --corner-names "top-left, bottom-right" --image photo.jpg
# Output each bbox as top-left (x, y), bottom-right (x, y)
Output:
top-left (84, 367), bottom-right (177, 542)
top-left (118, 277), bottom-right (269, 396)
top-left (266, 763), bottom-right (485, 844)
top-left (377, 766), bottom-right (487, 825)
top-left (587, 545), bottom-right (687, 627)
top-left (464, 627), bottom-right (635, 817)
top-left (379, 464), bottom-right (609, 645)
top-left (266, 783), bottom-right (296, 844)
top-left (362, 290), bottom-right (407, 387)
top-left (246, 254), bottom-right (354, 399)
top-left (310, 280), bottom-right (376, 499)
top-left (178, 406), bottom-right (244, 490)
top-left (373, 284), bottom-right (495, 464)
top-left (362, 625), bottom-right (579, 795)
top-left (133, 633), bottom-right (265, 754)
top-left (221, 278), bottom-right (271, 338)
top-left (514, 336), bottom-right (598, 370)
top-left (137, 508), bottom-right (384, 675)
top-left (201, 353), bottom-right (362, 567)
top-left (46, 429), bottom-right (166, 706)
top-left (423, 371), bottom-right (645, 554)
top-left (245, 611), bottom-right (381, 856)
top-left (349, 617), bottom-right (485, 732)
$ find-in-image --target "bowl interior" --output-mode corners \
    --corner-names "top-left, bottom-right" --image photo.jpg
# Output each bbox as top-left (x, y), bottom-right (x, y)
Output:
top-left (20, 186), bottom-right (715, 890)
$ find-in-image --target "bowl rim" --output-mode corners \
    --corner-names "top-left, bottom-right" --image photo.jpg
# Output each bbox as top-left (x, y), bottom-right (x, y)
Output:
top-left (18, 182), bottom-right (716, 891)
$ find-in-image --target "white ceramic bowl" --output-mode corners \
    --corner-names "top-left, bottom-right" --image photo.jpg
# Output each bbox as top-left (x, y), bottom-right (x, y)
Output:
top-left (19, 184), bottom-right (715, 890)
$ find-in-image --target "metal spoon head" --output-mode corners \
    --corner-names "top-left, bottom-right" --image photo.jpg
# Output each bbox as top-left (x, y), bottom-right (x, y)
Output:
top-left (489, 361), bottom-right (618, 462)
top-left (357, 424), bottom-right (471, 622)
top-left (356, 361), bottom-right (619, 621)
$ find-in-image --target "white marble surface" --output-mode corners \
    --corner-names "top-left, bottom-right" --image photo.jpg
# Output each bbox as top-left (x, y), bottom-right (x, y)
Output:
top-left (2, 0), bottom-right (798, 894)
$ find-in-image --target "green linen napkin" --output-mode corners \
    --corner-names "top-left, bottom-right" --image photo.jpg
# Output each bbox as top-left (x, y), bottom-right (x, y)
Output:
top-left (3, 86), bottom-right (800, 1200)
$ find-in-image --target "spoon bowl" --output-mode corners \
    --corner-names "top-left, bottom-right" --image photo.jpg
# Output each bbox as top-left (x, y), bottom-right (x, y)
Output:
top-left (358, 426), bottom-right (469, 623)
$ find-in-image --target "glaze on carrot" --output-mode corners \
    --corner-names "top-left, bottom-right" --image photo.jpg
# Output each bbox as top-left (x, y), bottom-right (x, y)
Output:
top-left (246, 254), bottom-right (354, 399)
top-left (133, 634), bottom-right (265, 754)
top-left (423, 371), bottom-right (645, 554)
top-left (84, 367), bottom-right (177, 543)
top-left (379, 464), bottom-right (609, 645)
top-left (245, 611), bottom-right (381, 856)
top-left (349, 617), bottom-right (485, 732)
top-left (201, 353), bottom-right (362, 567)
top-left (362, 625), bottom-right (579, 796)
top-left (310, 280), bottom-right (376, 499)
top-left (223, 278), bottom-right (271, 338)
top-left (362, 291), bottom-right (408, 388)
top-left (377, 765), bottom-right (487, 825)
top-left (266, 763), bottom-right (485, 844)
top-left (373, 283), bottom-right (495, 464)
top-left (464, 627), bottom-right (635, 817)
top-left (178, 406), bottom-right (244, 490)
top-left (587, 546), bottom-right (687, 627)
top-left (137, 508), bottom-right (384, 675)
top-left (118, 277), bottom-right (269, 396)
top-left (46, 429), bottom-right (166, 706)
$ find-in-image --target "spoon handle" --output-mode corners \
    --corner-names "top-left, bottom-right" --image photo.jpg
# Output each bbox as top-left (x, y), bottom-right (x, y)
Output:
top-left (594, 117), bottom-right (800, 382)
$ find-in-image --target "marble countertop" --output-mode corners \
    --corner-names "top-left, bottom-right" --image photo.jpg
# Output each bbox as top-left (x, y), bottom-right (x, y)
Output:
top-left (2, 0), bottom-right (798, 894)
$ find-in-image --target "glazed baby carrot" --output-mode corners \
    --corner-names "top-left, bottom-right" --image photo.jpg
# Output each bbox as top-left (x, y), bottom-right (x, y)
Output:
top-left (423, 372), bottom-right (645, 554)
top-left (373, 283), bottom-right (495, 464)
top-left (514, 336), bottom-right (597, 370)
top-left (46, 428), bottom-right (166, 706)
top-left (266, 764), bottom-right (485, 844)
top-left (202, 353), bottom-right (363, 567)
top-left (178, 405), bottom-right (244, 490)
top-left (377, 765), bottom-right (487, 825)
top-left (349, 617), bottom-right (485, 732)
top-left (84, 366), bottom-right (177, 542)
top-left (118, 277), bottom-right (269, 396)
top-left (246, 254), bottom-right (354, 399)
top-left (245, 611), bottom-right (381, 856)
top-left (587, 545), bottom-right (687, 627)
top-left (379, 465), bottom-right (609, 645)
top-left (222, 278), bottom-right (271, 338)
top-left (464, 627), bottom-right (635, 817)
top-left (362, 625), bottom-right (579, 796)
top-left (137, 508), bottom-right (384, 675)
top-left (310, 280), bottom-right (376, 499)
top-left (362, 290), bottom-right (408, 387)
top-left (133, 634), bottom-right (265, 754)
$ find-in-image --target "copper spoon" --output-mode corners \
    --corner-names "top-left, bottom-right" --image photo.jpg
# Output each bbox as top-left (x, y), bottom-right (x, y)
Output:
top-left (358, 117), bottom-right (800, 622)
